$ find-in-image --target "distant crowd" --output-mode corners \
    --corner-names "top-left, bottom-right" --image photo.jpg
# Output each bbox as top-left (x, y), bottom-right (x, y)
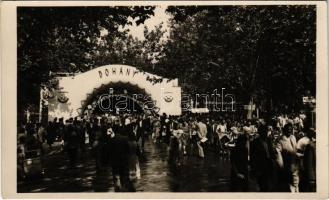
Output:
top-left (17, 111), bottom-right (315, 192)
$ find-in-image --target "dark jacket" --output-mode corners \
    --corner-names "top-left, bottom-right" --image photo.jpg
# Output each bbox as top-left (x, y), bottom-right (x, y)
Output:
top-left (303, 140), bottom-right (316, 182)
top-left (136, 120), bottom-right (145, 140)
top-left (250, 136), bottom-right (275, 176)
top-left (108, 134), bottom-right (130, 169)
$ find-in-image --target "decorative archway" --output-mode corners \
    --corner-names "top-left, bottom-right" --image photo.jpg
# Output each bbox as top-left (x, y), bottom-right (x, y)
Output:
top-left (80, 81), bottom-right (159, 116)
top-left (46, 64), bottom-right (181, 120)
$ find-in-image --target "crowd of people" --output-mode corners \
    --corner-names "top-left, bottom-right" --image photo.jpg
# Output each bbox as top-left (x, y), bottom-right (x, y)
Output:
top-left (17, 111), bottom-right (316, 192)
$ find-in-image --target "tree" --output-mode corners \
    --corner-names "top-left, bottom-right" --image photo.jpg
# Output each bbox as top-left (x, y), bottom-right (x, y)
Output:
top-left (91, 22), bottom-right (166, 73)
top-left (162, 5), bottom-right (315, 115)
top-left (17, 6), bottom-right (155, 112)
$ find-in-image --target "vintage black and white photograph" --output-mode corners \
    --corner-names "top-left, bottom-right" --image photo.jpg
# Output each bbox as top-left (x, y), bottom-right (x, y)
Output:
top-left (3, 1), bottom-right (325, 195)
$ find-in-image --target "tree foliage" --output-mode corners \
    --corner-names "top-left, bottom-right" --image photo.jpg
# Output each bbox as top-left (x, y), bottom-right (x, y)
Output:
top-left (17, 6), bottom-right (316, 114)
top-left (91, 22), bottom-right (166, 72)
top-left (17, 6), bottom-right (155, 111)
top-left (161, 5), bottom-right (315, 112)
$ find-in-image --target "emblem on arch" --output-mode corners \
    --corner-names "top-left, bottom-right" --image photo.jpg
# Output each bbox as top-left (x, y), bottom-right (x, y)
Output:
top-left (58, 93), bottom-right (69, 103)
top-left (163, 92), bottom-right (174, 103)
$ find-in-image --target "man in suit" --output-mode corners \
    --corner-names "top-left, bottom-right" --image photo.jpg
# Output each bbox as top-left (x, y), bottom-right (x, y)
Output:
top-left (143, 114), bottom-right (151, 137)
top-left (136, 116), bottom-right (146, 153)
top-left (108, 117), bottom-right (132, 192)
top-left (250, 124), bottom-right (276, 191)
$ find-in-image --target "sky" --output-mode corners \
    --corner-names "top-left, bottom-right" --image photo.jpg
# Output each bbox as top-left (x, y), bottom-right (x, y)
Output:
top-left (125, 6), bottom-right (170, 40)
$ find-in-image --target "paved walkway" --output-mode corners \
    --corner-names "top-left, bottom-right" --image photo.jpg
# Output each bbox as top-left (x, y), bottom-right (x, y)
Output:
top-left (18, 138), bottom-right (258, 192)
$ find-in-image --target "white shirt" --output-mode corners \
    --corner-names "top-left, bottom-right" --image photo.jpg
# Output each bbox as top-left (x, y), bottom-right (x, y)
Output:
top-left (278, 116), bottom-right (286, 127)
top-left (277, 135), bottom-right (297, 154)
top-left (293, 117), bottom-right (300, 125)
top-left (173, 129), bottom-right (184, 139)
top-left (198, 122), bottom-right (207, 138)
top-left (216, 124), bottom-right (227, 134)
top-left (299, 114), bottom-right (306, 120)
